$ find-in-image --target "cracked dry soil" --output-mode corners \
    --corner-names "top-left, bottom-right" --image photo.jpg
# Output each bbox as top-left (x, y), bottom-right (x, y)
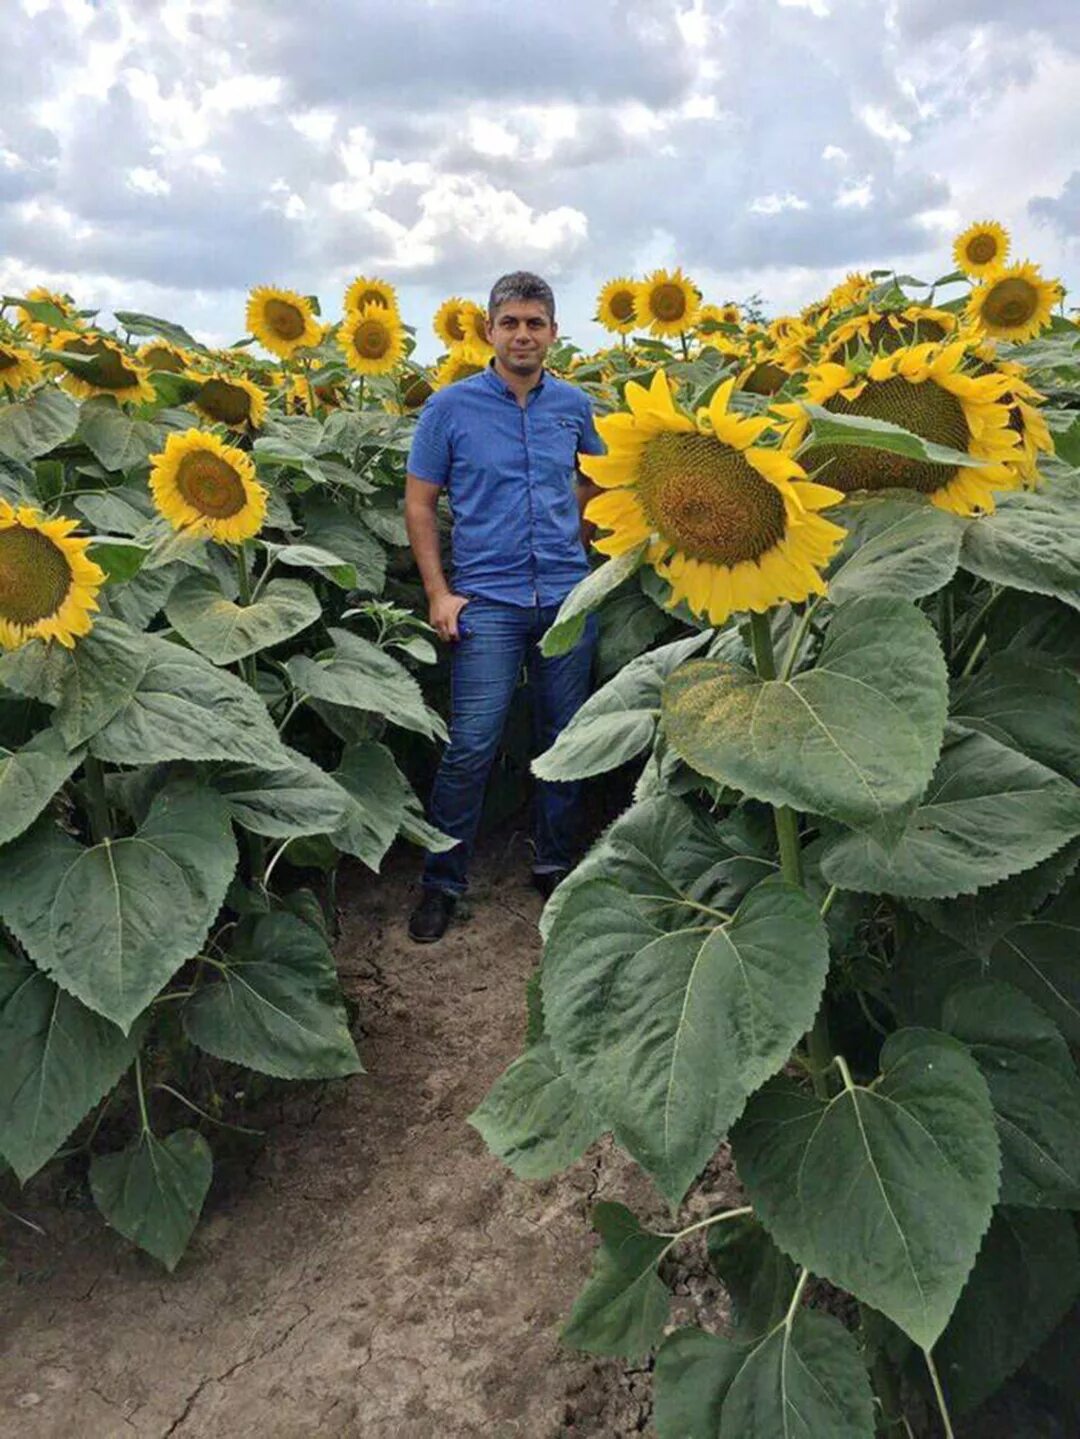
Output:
top-left (0, 842), bottom-right (668, 1439)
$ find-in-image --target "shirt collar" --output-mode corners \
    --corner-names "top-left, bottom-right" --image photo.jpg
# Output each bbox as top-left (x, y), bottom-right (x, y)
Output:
top-left (483, 358), bottom-right (547, 401)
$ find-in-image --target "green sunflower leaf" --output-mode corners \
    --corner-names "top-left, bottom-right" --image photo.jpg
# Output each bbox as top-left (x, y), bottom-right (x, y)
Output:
top-left (0, 386), bottom-right (79, 463)
top-left (951, 653), bottom-right (1080, 782)
top-left (299, 496), bottom-right (386, 596)
top-left (468, 1037), bottom-right (603, 1181)
top-left (165, 572), bottom-right (321, 665)
top-left (732, 1029), bottom-right (1000, 1350)
top-left (0, 946), bottom-right (142, 1182)
top-left (0, 728), bottom-right (83, 846)
top-left (934, 1208), bottom-right (1080, 1415)
top-left (827, 494), bottom-right (965, 603)
top-left (942, 979), bottom-right (1080, 1207)
top-left (286, 628), bottom-right (446, 743)
top-left (182, 912), bottom-right (361, 1080)
top-left (211, 746), bottom-right (352, 838)
top-left (804, 402), bottom-right (992, 468)
top-left (76, 396), bottom-right (163, 472)
top-left (540, 545), bottom-right (645, 658)
top-left (329, 740), bottom-right (408, 870)
top-left (561, 1202), bottom-right (670, 1359)
top-left (960, 485), bottom-right (1080, 612)
top-left (987, 880), bottom-right (1080, 1043)
top-left (663, 596), bottom-right (947, 828)
top-left (0, 781), bottom-right (237, 1032)
top-left (544, 874), bottom-right (829, 1205)
top-left (90, 1127), bottom-right (212, 1272)
top-left (821, 727), bottom-right (1080, 898)
top-left (112, 309), bottom-right (199, 349)
top-left (533, 629), bottom-right (712, 782)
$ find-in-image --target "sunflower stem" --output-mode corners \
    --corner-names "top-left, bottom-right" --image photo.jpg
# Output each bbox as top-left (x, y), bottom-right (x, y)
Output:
top-left (749, 609), bottom-right (834, 1099)
top-left (924, 1348), bottom-right (955, 1439)
top-left (83, 755), bottom-right (112, 843)
top-left (679, 331), bottom-right (690, 361)
top-left (233, 542), bottom-right (258, 689)
top-left (134, 1052), bottom-right (151, 1135)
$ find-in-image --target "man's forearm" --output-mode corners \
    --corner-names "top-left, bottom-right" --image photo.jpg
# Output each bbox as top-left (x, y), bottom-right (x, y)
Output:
top-left (405, 499), bottom-right (451, 600)
top-left (576, 476), bottom-right (602, 548)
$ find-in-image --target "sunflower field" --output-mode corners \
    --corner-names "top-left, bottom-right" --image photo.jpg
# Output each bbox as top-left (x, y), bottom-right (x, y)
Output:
top-left (1, 226), bottom-right (1079, 1433)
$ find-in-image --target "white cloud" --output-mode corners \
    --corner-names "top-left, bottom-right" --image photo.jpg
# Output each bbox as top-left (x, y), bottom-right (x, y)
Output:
top-left (777, 0), bottom-right (831, 15)
top-left (822, 144), bottom-right (848, 163)
top-left (748, 192), bottom-right (811, 215)
top-left (860, 105), bottom-right (913, 145)
top-left (835, 177), bottom-right (874, 209)
top-left (126, 166), bottom-right (170, 197)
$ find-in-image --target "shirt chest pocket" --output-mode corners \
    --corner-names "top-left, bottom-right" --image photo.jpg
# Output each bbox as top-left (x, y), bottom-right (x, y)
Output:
top-left (535, 416), bottom-right (579, 474)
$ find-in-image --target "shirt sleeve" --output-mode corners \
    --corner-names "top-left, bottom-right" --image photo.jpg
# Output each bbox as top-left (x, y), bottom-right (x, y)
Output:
top-left (577, 393), bottom-right (606, 457)
top-left (407, 396), bottom-right (453, 486)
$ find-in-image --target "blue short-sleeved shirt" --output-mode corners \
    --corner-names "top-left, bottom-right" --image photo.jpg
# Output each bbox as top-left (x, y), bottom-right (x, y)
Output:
top-left (406, 362), bottom-right (605, 607)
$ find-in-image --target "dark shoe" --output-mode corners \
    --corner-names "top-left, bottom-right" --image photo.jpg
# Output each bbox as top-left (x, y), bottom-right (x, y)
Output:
top-left (408, 888), bottom-right (456, 943)
top-left (532, 869), bottom-right (568, 901)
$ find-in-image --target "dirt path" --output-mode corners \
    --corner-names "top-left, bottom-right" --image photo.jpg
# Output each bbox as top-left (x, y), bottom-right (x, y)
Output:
top-left (1, 843), bottom-right (661, 1439)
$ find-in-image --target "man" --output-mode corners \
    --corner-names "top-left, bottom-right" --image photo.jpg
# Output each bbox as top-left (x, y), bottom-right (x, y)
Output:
top-left (404, 271), bottom-right (603, 942)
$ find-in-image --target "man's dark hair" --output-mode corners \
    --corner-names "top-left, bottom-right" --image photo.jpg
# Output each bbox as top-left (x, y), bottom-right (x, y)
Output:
top-left (488, 271), bottom-right (555, 323)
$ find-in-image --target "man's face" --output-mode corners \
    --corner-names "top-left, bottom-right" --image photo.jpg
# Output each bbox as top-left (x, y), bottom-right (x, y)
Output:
top-left (487, 299), bottom-right (557, 377)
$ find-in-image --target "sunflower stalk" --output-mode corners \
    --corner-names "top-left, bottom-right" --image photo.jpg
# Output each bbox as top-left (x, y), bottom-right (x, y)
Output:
top-left (83, 754), bottom-right (112, 844)
top-left (749, 610), bottom-right (834, 1100)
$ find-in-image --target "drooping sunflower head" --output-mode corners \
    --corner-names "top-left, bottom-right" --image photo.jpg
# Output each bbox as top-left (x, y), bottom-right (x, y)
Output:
top-left (191, 372), bottom-right (268, 431)
top-left (149, 428), bottom-right (267, 544)
top-left (0, 500), bottom-right (104, 650)
top-left (596, 278), bottom-right (639, 335)
top-left (400, 368), bottom-right (435, 410)
top-left (433, 296), bottom-right (469, 348)
top-left (967, 262), bottom-right (1060, 344)
top-left (580, 371), bottom-right (845, 625)
top-left (17, 287), bottom-right (78, 345)
top-left (344, 275), bottom-right (399, 315)
top-left (636, 268), bottom-right (701, 337)
top-left (0, 342), bottom-right (44, 393)
top-left (51, 333), bottom-right (156, 406)
top-left (826, 272), bottom-right (874, 315)
top-left (246, 286), bottom-right (323, 360)
top-left (137, 340), bottom-right (193, 374)
top-left (432, 342), bottom-right (490, 390)
top-left (825, 305), bottom-right (958, 365)
top-left (788, 341), bottom-right (1023, 515)
top-left (341, 304), bottom-right (406, 376)
top-left (953, 220), bottom-right (1010, 278)
top-left (736, 355), bottom-right (796, 397)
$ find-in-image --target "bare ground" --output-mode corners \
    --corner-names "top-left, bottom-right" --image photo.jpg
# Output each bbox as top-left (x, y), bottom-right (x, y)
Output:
top-left (1, 839), bottom-right (729, 1439)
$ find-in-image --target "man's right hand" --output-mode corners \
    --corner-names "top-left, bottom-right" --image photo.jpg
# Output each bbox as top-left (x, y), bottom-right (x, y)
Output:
top-left (429, 592), bottom-right (470, 642)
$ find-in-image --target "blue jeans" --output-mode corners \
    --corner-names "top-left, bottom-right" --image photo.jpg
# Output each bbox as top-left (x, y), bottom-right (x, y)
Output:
top-left (422, 598), bottom-right (597, 896)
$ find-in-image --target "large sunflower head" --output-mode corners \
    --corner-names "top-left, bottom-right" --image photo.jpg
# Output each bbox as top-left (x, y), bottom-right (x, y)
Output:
top-left (788, 341), bottom-right (1023, 515)
top-left (149, 429), bottom-right (267, 544)
top-left (0, 500), bottom-right (104, 651)
top-left (51, 333), bottom-right (156, 406)
top-left (137, 340), bottom-right (193, 374)
top-left (433, 297), bottom-right (470, 348)
top-left (191, 372), bottom-right (268, 431)
top-left (636, 268), bottom-right (701, 337)
top-left (344, 275), bottom-right (398, 315)
top-left (967, 262), bottom-right (1059, 344)
top-left (0, 341), bottom-right (44, 393)
top-left (596, 278), bottom-right (638, 335)
top-left (580, 371), bottom-right (845, 626)
top-left (341, 304), bottom-right (406, 376)
top-left (246, 286), bottom-right (322, 360)
top-left (953, 220), bottom-right (1010, 278)
top-left (432, 342), bottom-right (490, 390)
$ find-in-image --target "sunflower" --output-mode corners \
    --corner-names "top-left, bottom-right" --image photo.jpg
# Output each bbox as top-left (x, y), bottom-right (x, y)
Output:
top-left (596, 278), bottom-right (638, 335)
top-left (457, 300), bottom-right (494, 355)
top-left (341, 304), bottom-right (405, 376)
top-left (0, 342), bottom-right (43, 393)
top-left (826, 273), bottom-right (875, 314)
top-left (191, 372), bottom-right (268, 431)
top-left (149, 429), bottom-right (267, 544)
top-left (636, 268), bottom-right (701, 337)
top-left (967, 262), bottom-right (1059, 344)
top-left (431, 342), bottom-right (490, 390)
top-left (137, 340), bottom-right (193, 374)
top-left (0, 500), bottom-right (104, 651)
top-left (51, 333), bottom-right (156, 406)
top-left (825, 305), bottom-right (958, 364)
top-left (953, 220), bottom-right (1010, 278)
top-left (400, 369), bottom-right (434, 410)
top-left (246, 286), bottom-right (322, 361)
top-left (786, 342), bottom-right (1023, 515)
top-left (433, 297), bottom-right (470, 348)
top-left (344, 275), bottom-right (398, 315)
top-left (719, 303), bottom-right (742, 326)
top-left (580, 371), bottom-right (845, 626)
top-left (17, 287), bottom-right (78, 345)
top-left (971, 360), bottom-right (1054, 486)
top-left (737, 356), bottom-right (796, 397)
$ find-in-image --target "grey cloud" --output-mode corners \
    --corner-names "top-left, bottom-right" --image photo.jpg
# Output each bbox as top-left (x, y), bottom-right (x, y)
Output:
top-left (1030, 171), bottom-right (1080, 239)
top-left (895, 0), bottom-right (1080, 49)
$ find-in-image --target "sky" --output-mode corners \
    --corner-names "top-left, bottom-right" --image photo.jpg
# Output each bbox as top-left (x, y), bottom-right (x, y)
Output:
top-left (1, 0), bottom-right (1078, 360)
